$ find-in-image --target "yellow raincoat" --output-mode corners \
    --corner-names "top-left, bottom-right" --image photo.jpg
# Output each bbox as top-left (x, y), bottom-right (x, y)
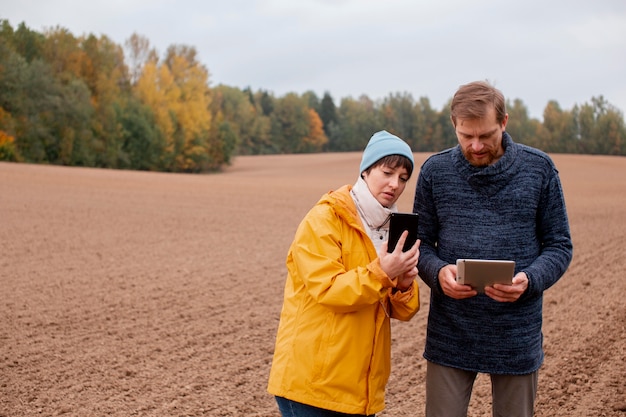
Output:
top-left (267, 185), bottom-right (420, 415)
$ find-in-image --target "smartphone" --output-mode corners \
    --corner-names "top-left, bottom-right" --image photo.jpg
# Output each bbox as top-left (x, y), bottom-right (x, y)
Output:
top-left (387, 212), bottom-right (419, 253)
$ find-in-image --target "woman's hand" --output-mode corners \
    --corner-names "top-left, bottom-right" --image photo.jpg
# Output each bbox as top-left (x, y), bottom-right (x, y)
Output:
top-left (380, 231), bottom-right (420, 280)
top-left (397, 266), bottom-right (418, 291)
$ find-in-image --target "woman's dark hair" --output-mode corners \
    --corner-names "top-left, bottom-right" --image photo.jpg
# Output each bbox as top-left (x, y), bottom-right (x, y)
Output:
top-left (363, 154), bottom-right (413, 178)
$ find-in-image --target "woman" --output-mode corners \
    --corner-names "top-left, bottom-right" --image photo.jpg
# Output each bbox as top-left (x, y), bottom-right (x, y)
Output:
top-left (267, 130), bottom-right (420, 416)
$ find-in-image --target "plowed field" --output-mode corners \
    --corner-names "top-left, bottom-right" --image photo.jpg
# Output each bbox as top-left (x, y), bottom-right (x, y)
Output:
top-left (1, 153), bottom-right (625, 416)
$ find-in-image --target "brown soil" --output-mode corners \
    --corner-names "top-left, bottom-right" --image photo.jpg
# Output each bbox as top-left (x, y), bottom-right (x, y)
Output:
top-left (1, 153), bottom-right (625, 417)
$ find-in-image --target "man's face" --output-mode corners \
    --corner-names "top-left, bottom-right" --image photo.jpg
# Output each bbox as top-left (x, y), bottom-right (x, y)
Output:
top-left (454, 107), bottom-right (508, 167)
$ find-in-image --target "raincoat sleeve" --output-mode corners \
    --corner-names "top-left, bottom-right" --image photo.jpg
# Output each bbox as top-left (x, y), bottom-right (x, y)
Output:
top-left (389, 281), bottom-right (420, 321)
top-left (289, 204), bottom-right (399, 314)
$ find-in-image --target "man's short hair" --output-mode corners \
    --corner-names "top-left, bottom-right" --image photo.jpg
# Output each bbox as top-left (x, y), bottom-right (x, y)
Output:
top-left (450, 80), bottom-right (507, 126)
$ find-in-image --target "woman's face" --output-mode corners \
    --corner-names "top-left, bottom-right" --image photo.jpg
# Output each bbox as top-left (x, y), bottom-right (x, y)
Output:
top-left (362, 164), bottom-right (410, 208)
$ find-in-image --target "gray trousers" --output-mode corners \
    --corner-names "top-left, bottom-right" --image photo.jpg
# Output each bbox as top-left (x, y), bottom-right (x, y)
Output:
top-left (425, 361), bottom-right (538, 417)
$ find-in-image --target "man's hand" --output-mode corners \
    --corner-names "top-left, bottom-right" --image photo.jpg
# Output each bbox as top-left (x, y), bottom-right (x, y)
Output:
top-left (484, 272), bottom-right (528, 302)
top-left (439, 264), bottom-right (477, 299)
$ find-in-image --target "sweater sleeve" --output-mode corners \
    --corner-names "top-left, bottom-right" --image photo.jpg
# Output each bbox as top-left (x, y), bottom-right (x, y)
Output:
top-left (413, 163), bottom-right (448, 296)
top-left (521, 168), bottom-right (573, 297)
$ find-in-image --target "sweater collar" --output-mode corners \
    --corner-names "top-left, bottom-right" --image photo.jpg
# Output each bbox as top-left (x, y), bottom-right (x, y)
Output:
top-left (451, 132), bottom-right (521, 196)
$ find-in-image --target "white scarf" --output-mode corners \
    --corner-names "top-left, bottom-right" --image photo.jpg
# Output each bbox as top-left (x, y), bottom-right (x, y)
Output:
top-left (350, 177), bottom-right (398, 253)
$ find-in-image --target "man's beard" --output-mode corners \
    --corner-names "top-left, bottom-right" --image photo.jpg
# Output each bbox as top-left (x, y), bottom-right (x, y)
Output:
top-left (462, 147), bottom-right (499, 167)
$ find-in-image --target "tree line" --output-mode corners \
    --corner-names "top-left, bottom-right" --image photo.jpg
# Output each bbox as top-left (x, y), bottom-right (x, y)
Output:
top-left (1, 19), bottom-right (624, 172)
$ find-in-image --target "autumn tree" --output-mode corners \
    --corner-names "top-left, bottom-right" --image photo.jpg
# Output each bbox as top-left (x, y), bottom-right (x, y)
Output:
top-left (116, 96), bottom-right (165, 170)
top-left (134, 44), bottom-right (213, 171)
top-left (125, 33), bottom-right (157, 85)
top-left (164, 45), bottom-right (213, 170)
top-left (332, 95), bottom-right (382, 151)
top-left (41, 26), bottom-right (87, 83)
top-left (540, 100), bottom-right (578, 153)
top-left (211, 84), bottom-right (272, 156)
top-left (380, 92), bottom-right (417, 145)
top-left (319, 91), bottom-right (338, 148)
top-left (2, 21), bottom-right (45, 62)
top-left (575, 96), bottom-right (626, 155)
top-left (79, 34), bottom-right (131, 167)
top-left (505, 98), bottom-right (545, 150)
top-left (0, 32), bottom-right (95, 165)
top-left (300, 108), bottom-right (328, 152)
top-left (302, 90), bottom-right (320, 113)
top-left (0, 108), bottom-right (19, 161)
top-left (270, 93), bottom-right (311, 153)
top-left (410, 97), bottom-right (440, 152)
top-left (433, 100), bottom-right (458, 151)
top-left (258, 90), bottom-right (274, 116)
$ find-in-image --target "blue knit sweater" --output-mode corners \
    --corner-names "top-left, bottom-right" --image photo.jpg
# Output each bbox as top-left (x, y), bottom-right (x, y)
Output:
top-left (413, 133), bottom-right (573, 374)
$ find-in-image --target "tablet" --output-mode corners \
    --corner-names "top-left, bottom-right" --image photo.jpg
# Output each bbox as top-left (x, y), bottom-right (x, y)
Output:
top-left (456, 259), bottom-right (515, 293)
top-left (387, 212), bottom-right (419, 253)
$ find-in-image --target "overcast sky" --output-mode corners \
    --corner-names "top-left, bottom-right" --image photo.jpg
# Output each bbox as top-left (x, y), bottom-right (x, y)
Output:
top-left (2, 0), bottom-right (626, 120)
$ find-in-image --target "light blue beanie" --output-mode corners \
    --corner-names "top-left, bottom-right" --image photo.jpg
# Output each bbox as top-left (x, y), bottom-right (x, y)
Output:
top-left (359, 130), bottom-right (414, 174)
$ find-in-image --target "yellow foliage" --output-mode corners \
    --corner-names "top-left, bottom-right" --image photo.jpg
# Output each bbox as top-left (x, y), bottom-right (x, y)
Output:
top-left (0, 131), bottom-right (15, 146)
top-left (43, 27), bottom-right (89, 80)
top-left (134, 50), bottom-right (212, 170)
top-left (135, 60), bottom-right (175, 139)
top-left (303, 108), bottom-right (328, 149)
top-left (0, 130), bottom-right (19, 161)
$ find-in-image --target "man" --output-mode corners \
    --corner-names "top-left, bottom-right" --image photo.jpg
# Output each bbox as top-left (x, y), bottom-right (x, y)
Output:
top-left (413, 81), bottom-right (573, 417)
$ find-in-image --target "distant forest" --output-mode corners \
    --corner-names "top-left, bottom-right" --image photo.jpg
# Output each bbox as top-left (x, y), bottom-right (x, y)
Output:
top-left (1, 19), bottom-right (624, 173)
